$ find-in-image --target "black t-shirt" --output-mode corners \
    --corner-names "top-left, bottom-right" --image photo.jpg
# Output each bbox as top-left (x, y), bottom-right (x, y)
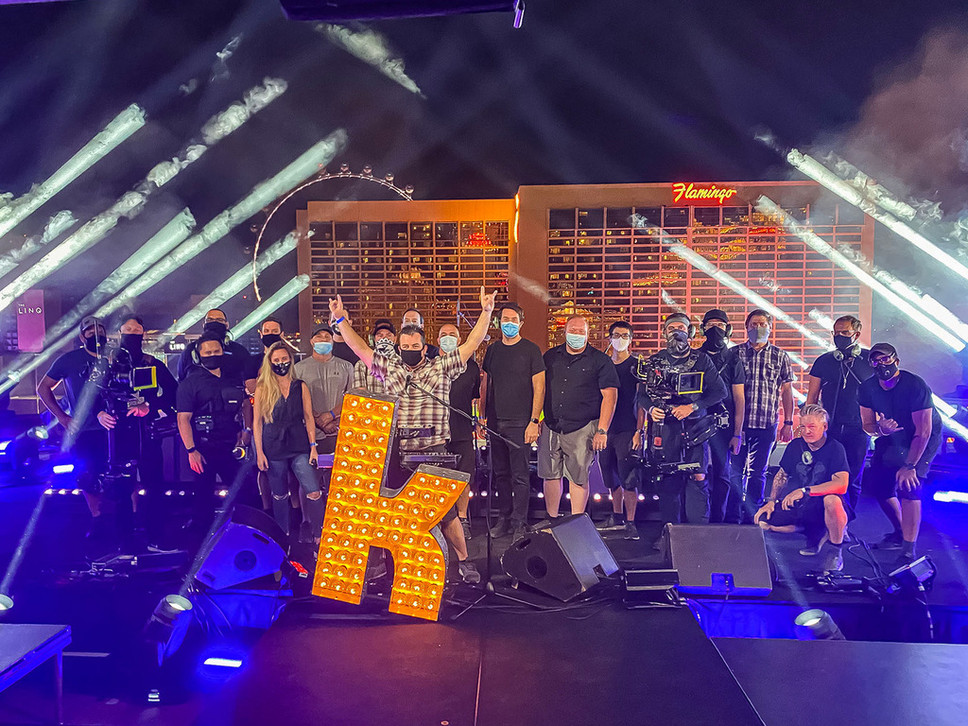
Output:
top-left (543, 345), bottom-right (620, 434)
top-left (482, 338), bottom-right (545, 424)
top-left (176, 368), bottom-right (245, 443)
top-left (778, 437), bottom-right (850, 496)
top-left (700, 344), bottom-right (746, 414)
top-left (809, 350), bottom-right (875, 428)
top-left (611, 355), bottom-right (640, 434)
top-left (332, 341), bottom-right (360, 366)
top-left (243, 351), bottom-right (268, 384)
top-left (858, 371), bottom-right (942, 458)
top-left (46, 348), bottom-right (105, 431)
top-left (635, 349), bottom-right (727, 419)
top-left (448, 358), bottom-right (480, 443)
top-left (177, 339), bottom-right (250, 387)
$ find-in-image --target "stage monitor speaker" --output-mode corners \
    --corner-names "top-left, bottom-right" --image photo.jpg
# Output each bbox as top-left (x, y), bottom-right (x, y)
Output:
top-left (664, 524), bottom-right (772, 597)
top-left (279, 0), bottom-right (515, 22)
top-left (501, 514), bottom-right (620, 602)
top-left (194, 505), bottom-right (288, 591)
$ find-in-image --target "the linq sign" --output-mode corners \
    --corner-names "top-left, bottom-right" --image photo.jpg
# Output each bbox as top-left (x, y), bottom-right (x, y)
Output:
top-left (312, 391), bottom-right (468, 621)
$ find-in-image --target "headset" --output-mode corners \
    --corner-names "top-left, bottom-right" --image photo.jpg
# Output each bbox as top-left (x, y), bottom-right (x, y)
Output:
top-left (701, 320), bottom-right (733, 339)
top-left (663, 315), bottom-right (697, 339)
top-left (832, 341), bottom-right (862, 361)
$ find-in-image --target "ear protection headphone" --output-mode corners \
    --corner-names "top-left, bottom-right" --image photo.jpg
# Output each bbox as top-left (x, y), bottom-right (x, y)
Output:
top-left (701, 321), bottom-right (733, 338)
top-left (190, 341), bottom-right (201, 365)
top-left (664, 315), bottom-right (697, 339)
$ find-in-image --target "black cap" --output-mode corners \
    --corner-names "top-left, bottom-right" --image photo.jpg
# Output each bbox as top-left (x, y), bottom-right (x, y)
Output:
top-left (310, 324), bottom-right (333, 338)
top-left (372, 319), bottom-right (396, 336)
top-left (702, 309), bottom-right (729, 326)
top-left (870, 342), bottom-right (898, 359)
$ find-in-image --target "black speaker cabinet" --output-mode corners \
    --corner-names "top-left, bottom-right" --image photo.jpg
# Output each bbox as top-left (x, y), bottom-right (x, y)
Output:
top-left (501, 514), bottom-right (620, 602)
top-left (194, 505), bottom-right (288, 590)
top-left (664, 524), bottom-right (772, 597)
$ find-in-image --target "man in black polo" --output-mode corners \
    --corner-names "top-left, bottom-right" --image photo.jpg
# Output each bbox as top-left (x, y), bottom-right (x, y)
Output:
top-left (806, 315), bottom-right (874, 518)
top-left (858, 343), bottom-right (942, 566)
top-left (481, 302), bottom-right (545, 541)
top-left (698, 309), bottom-right (746, 524)
top-left (539, 315), bottom-right (618, 518)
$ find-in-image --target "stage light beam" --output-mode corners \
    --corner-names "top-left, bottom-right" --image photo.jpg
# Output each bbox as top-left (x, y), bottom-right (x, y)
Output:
top-left (231, 275), bottom-right (311, 339)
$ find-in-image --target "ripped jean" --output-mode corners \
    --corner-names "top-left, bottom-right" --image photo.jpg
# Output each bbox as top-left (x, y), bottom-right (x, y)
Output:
top-left (268, 454), bottom-right (323, 538)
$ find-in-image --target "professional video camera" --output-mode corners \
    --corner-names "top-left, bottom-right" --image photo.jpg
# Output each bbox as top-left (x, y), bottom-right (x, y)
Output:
top-left (633, 353), bottom-right (728, 478)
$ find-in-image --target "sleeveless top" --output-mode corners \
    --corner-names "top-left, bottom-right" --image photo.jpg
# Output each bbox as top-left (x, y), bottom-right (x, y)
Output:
top-left (262, 379), bottom-right (311, 460)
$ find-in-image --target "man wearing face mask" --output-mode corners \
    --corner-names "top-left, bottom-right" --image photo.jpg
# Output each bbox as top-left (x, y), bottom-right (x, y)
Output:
top-left (637, 313), bottom-right (727, 525)
top-left (727, 309), bottom-right (795, 524)
top-left (480, 303), bottom-right (545, 541)
top-left (38, 318), bottom-right (121, 527)
top-left (698, 309), bottom-right (746, 524)
top-left (402, 308), bottom-right (439, 360)
top-left (858, 343), bottom-right (942, 566)
top-left (597, 321), bottom-right (643, 540)
top-left (176, 334), bottom-right (247, 532)
top-left (330, 289), bottom-right (497, 584)
top-left (244, 317), bottom-right (286, 395)
top-left (806, 315), bottom-right (875, 521)
top-left (293, 324), bottom-right (353, 473)
top-left (354, 319), bottom-right (396, 394)
top-left (438, 323), bottom-right (481, 541)
top-left (177, 308), bottom-right (250, 385)
top-left (539, 315), bottom-right (619, 519)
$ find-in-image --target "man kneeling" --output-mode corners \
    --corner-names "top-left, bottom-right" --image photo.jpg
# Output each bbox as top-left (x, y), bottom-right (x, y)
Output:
top-left (754, 404), bottom-right (849, 573)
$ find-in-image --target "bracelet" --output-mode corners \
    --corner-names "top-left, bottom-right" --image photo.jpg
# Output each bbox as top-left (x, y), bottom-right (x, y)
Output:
top-left (186, 446), bottom-right (197, 454)
top-left (783, 420), bottom-right (794, 425)
top-left (334, 316), bottom-right (345, 325)
top-left (310, 442), bottom-right (317, 448)
top-left (329, 410), bottom-right (335, 418)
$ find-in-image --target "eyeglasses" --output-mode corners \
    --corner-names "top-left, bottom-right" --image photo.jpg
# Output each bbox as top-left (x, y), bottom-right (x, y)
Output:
top-left (869, 356), bottom-right (896, 367)
top-left (611, 333), bottom-right (631, 340)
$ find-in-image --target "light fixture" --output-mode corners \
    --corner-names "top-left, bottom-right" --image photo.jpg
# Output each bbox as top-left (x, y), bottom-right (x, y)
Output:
top-left (144, 594), bottom-right (194, 666)
top-left (794, 609), bottom-right (844, 640)
top-left (0, 594), bottom-right (13, 612)
top-left (26, 426), bottom-right (49, 441)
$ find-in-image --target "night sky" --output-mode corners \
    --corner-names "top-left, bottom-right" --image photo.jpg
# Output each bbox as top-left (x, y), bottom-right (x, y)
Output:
top-left (1, 0), bottom-right (967, 342)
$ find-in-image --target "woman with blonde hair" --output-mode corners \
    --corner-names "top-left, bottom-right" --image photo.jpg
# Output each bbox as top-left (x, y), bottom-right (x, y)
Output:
top-left (253, 341), bottom-right (324, 544)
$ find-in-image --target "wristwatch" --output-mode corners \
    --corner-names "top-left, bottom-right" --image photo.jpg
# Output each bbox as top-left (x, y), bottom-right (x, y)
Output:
top-left (186, 446), bottom-right (197, 454)
top-left (901, 462), bottom-right (916, 470)
top-left (530, 418), bottom-right (540, 424)
top-left (801, 486), bottom-right (811, 497)
top-left (596, 428), bottom-right (607, 435)
top-left (784, 420), bottom-right (794, 425)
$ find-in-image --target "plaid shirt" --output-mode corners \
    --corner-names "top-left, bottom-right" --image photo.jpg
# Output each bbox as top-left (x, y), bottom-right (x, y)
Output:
top-left (354, 359), bottom-right (386, 394)
top-left (370, 349), bottom-right (467, 450)
top-left (731, 342), bottom-right (795, 429)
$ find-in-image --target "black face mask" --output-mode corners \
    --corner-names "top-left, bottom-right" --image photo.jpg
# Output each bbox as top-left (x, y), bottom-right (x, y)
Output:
top-left (84, 334), bottom-right (108, 354)
top-left (703, 326), bottom-right (727, 349)
top-left (400, 349), bottom-right (423, 367)
top-left (666, 330), bottom-right (690, 356)
top-left (203, 320), bottom-right (228, 338)
top-left (200, 354), bottom-right (223, 370)
top-left (261, 333), bottom-right (282, 349)
top-left (120, 333), bottom-right (143, 357)
top-left (833, 334), bottom-right (856, 353)
top-left (271, 361), bottom-right (292, 377)
top-left (875, 362), bottom-right (899, 380)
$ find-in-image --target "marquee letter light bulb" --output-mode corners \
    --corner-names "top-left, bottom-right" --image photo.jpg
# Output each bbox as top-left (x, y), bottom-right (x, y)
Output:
top-left (311, 391), bottom-right (467, 621)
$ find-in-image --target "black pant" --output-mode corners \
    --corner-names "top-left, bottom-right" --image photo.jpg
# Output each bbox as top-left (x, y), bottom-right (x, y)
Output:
top-left (490, 421), bottom-right (531, 526)
top-left (447, 438), bottom-right (477, 479)
top-left (726, 425), bottom-right (777, 524)
top-left (828, 423), bottom-right (869, 513)
top-left (656, 444), bottom-right (708, 525)
top-left (707, 427), bottom-right (733, 524)
top-left (193, 441), bottom-right (241, 530)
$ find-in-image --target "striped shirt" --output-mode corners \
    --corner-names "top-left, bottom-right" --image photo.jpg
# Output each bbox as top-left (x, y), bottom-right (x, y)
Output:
top-left (730, 342), bottom-right (795, 429)
top-left (370, 349), bottom-right (467, 450)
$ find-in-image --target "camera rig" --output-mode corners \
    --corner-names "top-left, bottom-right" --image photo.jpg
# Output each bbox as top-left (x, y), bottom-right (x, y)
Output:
top-left (633, 352), bottom-right (728, 479)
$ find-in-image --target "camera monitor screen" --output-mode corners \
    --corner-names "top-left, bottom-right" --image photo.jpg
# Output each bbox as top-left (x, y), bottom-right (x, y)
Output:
top-left (676, 371), bottom-right (704, 395)
top-left (132, 366), bottom-right (158, 392)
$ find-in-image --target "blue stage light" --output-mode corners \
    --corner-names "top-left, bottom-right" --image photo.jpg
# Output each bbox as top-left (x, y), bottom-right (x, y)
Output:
top-left (26, 426), bottom-right (49, 441)
top-left (52, 464), bottom-right (75, 475)
top-left (794, 609), bottom-right (844, 640)
top-left (933, 491), bottom-right (968, 504)
top-left (0, 594), bottom-right (13, 612)
top-left (202, 657), bottom-right (243, 669)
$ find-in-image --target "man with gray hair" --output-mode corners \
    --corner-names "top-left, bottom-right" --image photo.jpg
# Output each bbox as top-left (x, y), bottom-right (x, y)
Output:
top-left (754, 404), bottom-right (850, 573)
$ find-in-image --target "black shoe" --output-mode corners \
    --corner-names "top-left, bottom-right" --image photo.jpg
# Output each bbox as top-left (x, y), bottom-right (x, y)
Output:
top-left (489, 517), bottom-right (511, 538)
top-left (596, 514), bottom-right (624, 531)
top-left (510, 524), bottom-right (528, 541)
top-left (875, 531), bottom-right (904, 550)
top-left (623, 522), bottom-right (640, 541)
top-left (821, 543), bottom-right (844, 573)
top-left (460, 517), bottom-right (472, 541)
top-left (800, 533), bottom-right (828, 556)
top-left (458, 560), bottom-right (481, 584)
top-left (890, 552), bottom-right (917, 574)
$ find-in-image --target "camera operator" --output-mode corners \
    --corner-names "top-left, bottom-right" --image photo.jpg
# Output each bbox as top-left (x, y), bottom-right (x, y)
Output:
top-left (97, 315), bottom-right (178, 542)
top-left (636, 313), bottom-right (726, 525)
top-left (176, 333), bottom-right (248, 532)
top-left (177, 308), bottom-right (250, 385)
top-left (37, 317), bottom-right (145, 538)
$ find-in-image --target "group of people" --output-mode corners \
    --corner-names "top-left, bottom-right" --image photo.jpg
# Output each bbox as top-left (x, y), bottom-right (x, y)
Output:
top-left (38, 293), bottom-right (942, 580)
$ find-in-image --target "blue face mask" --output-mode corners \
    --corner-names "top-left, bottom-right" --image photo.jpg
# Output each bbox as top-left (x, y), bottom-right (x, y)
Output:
top-left (313, 341), bottom-right (333, 355)
top-left (565, 333), bottom-right (587, 350)
top-left (501, 321), bottom-right (521, 338)
top-left (439, 335), bottom-right (459, 353)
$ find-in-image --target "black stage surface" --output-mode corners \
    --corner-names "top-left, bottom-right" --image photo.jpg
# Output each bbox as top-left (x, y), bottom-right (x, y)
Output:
top-left (2, 475), bottom-right (968, 724)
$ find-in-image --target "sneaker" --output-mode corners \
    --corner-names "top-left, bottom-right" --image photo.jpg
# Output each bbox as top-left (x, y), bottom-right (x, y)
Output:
top-left (623, 522), bottom-right (640, 541)
top-left (874, 531), bottom-right (904, 550)
top-left (489, 517), bottom-right (512, 538)
top-left (596, 514), bottom-right (624, 531)
top-left (821, 543), bottom-right (844, 573)
top-left (510, 523), bottom-right (528, 541)
top-left (458, 560), bottom-right (481, 584)
top-left (890, 552), bottom-right (916, 574)
top-left (800, 533), bottom-right (829, 556)
top-left (460, 517), bottom-right (472, 541)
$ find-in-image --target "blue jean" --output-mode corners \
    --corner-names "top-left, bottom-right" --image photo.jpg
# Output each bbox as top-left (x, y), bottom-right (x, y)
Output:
top-left (268, 454), bottom-right (323, 537)
top-left (726, 425), bottom-right (777, 524)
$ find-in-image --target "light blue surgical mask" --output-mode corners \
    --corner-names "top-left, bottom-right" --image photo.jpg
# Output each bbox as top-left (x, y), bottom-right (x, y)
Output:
top-left (313, 341), bottom-right (333, 355)
top-left (501, 321), bottom-right (521, 338)
top-left (439, 335), bottom-right (459, 353)
top-left (565, 333), bottom-right (587, 350)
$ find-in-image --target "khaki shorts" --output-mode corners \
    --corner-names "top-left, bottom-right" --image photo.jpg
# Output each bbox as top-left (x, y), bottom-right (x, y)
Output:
top-left (537, 420), bottom-right (597, 485)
